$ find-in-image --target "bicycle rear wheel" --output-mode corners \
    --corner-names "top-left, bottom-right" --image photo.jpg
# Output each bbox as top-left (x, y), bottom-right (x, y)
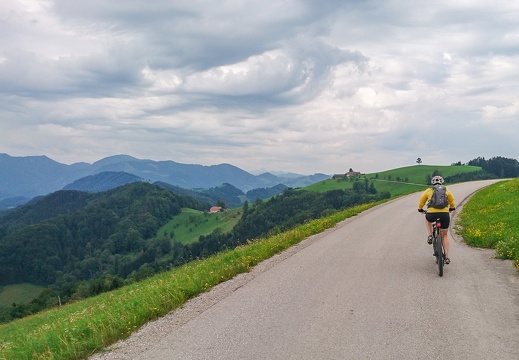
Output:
top-left (435, 233), bottom-right (444, 277)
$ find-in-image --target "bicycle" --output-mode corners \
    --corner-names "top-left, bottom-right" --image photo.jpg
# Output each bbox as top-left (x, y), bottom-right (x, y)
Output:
top-left (420, 209), bottom-right (446, 276)
top-left (431, 217), bottom-right (445, 277)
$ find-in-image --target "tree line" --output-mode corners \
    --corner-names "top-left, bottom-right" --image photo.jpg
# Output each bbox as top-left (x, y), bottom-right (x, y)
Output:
top-left (465, 156), bottom-right (519, 178)
top-left (443, 156), bottom-right (519, 184)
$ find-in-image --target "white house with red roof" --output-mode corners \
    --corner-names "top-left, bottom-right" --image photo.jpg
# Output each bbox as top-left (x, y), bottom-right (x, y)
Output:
top-left (209, 206), bottom-right (222, 213)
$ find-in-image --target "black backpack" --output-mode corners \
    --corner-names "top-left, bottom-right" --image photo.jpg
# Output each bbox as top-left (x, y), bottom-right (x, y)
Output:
top-left (429, 185), bottom-right (448, 209)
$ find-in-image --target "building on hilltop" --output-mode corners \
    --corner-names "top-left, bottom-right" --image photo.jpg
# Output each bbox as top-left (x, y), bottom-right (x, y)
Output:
top-left (333, 171), bottom-right (362, 179)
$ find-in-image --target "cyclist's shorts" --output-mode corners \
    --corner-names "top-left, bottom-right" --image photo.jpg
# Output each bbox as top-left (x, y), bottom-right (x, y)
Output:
top-left (425, 212), bottom-right (450, 229)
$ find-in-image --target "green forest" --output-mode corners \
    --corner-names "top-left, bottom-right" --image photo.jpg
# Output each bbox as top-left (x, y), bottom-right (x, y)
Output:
top-left (0, 155), bottom-right (517, 323)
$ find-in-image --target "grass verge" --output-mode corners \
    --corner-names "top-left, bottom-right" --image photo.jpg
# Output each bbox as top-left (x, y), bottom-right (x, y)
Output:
top-left (456, 178), bottom-right (519, 270)
top-left (0, 201), bottom-right (380, 360)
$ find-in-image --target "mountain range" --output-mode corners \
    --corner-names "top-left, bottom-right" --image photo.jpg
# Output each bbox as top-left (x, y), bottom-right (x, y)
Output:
top-left (0, 153), bottom-right (330, 207)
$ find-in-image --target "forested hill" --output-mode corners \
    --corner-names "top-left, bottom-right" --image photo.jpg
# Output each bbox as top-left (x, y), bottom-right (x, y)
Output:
top-left (0, 190), bottom-right (92, 232)
top-left (0, 182), bottom-right (208, 287)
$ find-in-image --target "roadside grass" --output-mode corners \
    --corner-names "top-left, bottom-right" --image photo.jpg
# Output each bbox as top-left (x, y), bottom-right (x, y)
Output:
top-left (0, 201), bottom-right (382, 360)
top-left (306, 165), bottom-right (481, 196)
top-left (157, 208), bottom-right (242, 245)
top-left (456, 179), bottom-right (519, 270)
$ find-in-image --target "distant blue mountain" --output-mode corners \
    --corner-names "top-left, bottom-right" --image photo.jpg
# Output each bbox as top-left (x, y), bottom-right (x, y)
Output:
top-left (63, 171), bottom-right (143, 192)
top-left (0, 153), bottom-right (330, 204)
top-left (0, 154), bottom-right (90, 203)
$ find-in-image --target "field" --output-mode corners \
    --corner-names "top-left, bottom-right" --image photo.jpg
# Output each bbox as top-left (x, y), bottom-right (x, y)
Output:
top-left (306, 165), bottom-right (482, 196)
top-left (157, 207), bottom-right (242, 244)
top-left (0, 284), bottom-right (44, 308)
top-left (367, 164), bottom-right (481, 184)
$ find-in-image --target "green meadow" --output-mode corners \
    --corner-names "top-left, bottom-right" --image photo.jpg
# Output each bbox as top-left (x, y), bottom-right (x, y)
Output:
top-left (0, 284), bottom-right (45, 308)
top-left (306, 164), bottom-right (481, 196)
top-left (157, 207), bottom-right (242, 245)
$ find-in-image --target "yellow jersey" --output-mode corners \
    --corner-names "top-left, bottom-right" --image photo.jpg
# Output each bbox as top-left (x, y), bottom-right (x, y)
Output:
top-left (418, 187), bottom-right (455, 213)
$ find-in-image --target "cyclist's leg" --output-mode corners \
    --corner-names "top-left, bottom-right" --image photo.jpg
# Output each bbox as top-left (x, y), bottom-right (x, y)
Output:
top-left (439, 212), bottom-right (451, 262)
top-left (424, 214), bottom-right (435, 244)
top-left (424, 217), bottom-right (433, 237)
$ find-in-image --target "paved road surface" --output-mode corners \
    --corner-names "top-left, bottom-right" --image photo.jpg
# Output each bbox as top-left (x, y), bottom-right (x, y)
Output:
top-left (92, 180), bottom-right (519, 359)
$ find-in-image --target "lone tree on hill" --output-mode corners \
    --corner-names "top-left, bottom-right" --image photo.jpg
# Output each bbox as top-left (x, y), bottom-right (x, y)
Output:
top-left (416, 158), bottom-right (423, 165)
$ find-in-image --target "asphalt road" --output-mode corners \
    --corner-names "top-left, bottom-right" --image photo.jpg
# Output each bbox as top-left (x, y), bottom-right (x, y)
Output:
top-left (92, 179), bottom-right (519, 360)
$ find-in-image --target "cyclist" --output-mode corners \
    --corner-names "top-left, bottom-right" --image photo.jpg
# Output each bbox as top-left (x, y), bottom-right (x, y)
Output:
top-left (417, 176), bottom-right (456, 264)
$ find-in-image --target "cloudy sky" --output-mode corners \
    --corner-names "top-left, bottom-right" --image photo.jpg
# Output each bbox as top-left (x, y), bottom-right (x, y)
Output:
top-left (1, 0), bottom-right (518, 175)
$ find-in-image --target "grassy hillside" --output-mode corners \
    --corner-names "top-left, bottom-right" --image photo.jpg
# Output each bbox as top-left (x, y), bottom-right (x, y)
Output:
top-left (157, 208), bottom-right (242, 245)
top-left (367, 164), bottom-right (481, 182)
top-left (0, 284), bottom-right (44, 308)
top-left (306, 165), bottom-right (482, 196)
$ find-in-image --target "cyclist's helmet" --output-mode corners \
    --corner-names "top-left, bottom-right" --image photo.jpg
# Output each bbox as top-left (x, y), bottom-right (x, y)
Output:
top-left (431, 175), bottom-right (444, 185)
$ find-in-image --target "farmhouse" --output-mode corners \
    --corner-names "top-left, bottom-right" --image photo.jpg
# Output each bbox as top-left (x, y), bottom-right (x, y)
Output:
top-left (209, 206), bottom-right (222, 213)
top-left (333, 171), bottom-right (362, 179)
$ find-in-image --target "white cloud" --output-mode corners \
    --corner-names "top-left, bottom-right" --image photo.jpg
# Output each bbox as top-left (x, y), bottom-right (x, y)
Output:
top-left (482, 101), bottom-right (519, 123)
top-left (0, 0), bottom-right (519, 174)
